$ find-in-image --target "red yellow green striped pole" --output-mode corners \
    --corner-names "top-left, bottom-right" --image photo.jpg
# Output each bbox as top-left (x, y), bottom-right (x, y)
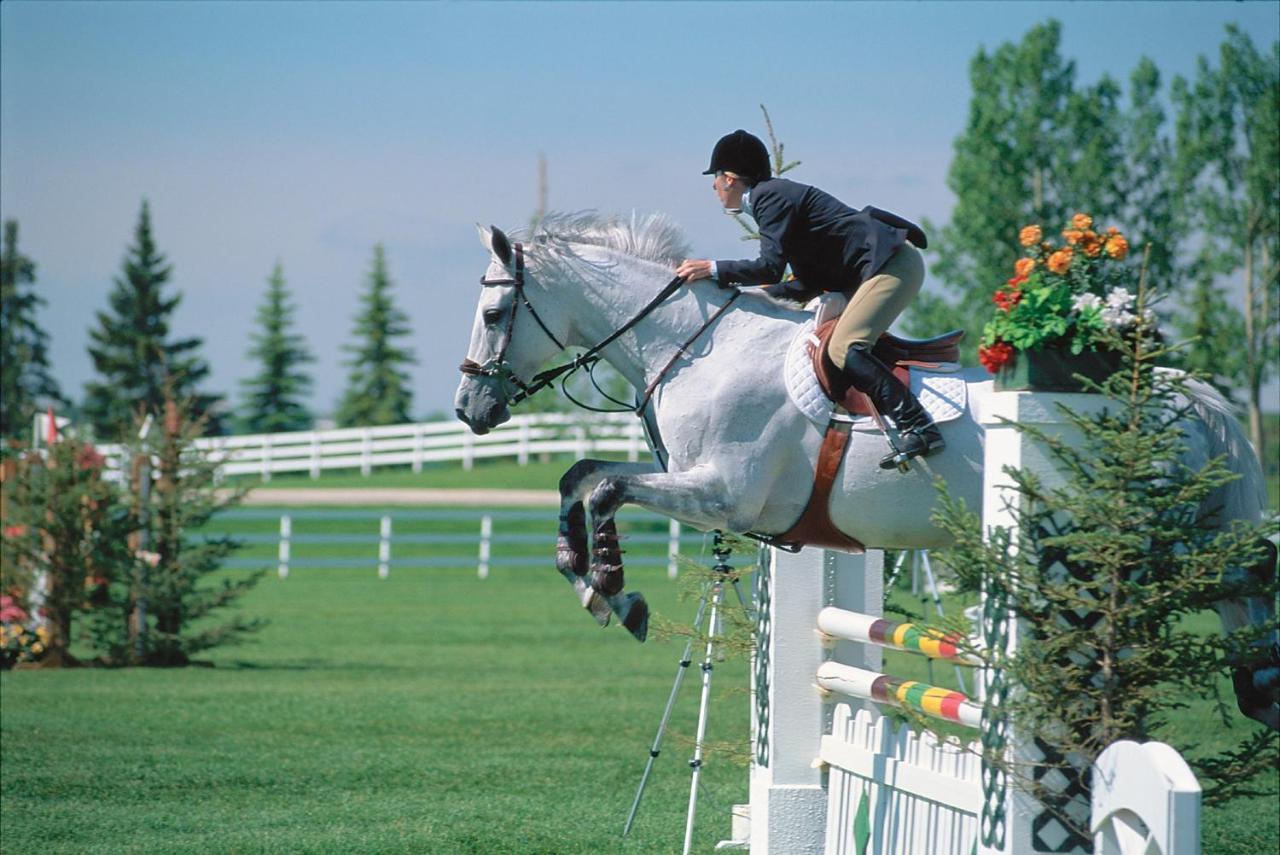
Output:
top-left (815, 661), bottom-right (982, 728)
top-left (816, 606), bottom-right (983, 665)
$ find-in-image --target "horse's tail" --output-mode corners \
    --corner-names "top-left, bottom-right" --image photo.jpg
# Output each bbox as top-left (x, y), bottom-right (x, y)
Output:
top-left (1174, 370), bottom-right (1268, 526)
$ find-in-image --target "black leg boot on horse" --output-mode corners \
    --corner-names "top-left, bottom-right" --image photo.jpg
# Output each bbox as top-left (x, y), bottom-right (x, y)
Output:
top-left (842, 344), bottom-right (945, 469)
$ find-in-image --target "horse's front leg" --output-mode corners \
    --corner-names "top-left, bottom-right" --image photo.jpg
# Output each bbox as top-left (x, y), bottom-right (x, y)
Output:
top-left (556, 459), bottom-right (658, 627)
top-left (587, 467), bottom-right (741, 642)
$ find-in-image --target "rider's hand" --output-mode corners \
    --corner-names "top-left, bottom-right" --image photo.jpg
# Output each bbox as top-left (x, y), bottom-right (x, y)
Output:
top-left (675, 259), bottom-right (713, 282)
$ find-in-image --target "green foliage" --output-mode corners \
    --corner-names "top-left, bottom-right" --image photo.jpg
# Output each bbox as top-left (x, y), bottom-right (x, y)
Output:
top-left (906, 21), bottom-right (1197, 362)
top-left (0, 439), bottom-right (135, 668)
top-left (92, 398), bottom-right (263, 666)
top-left (83, 200), bottom-right (224, 441)
top-left (0, 220), bottom-right (63, 439)
top-left (238, 262), bottom-right (314, 434)
top-left (1170, 25), bottom-right (1279, 461)
top-left (334, 245), bottom-right (416, 427)
top-left (932, 304), bottom-right (1278, 817)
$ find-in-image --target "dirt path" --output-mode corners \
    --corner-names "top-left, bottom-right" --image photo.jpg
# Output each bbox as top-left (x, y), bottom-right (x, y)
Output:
top-left (236, 487), bottom-right (560, 507)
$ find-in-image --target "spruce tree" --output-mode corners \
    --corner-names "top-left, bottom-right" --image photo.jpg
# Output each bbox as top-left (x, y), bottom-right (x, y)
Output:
top-left (238, 262), bottom-right (314, 434)
top-left (334, 245), bottom-right (416, 427)
top-left (932, 300), bottom-right (1278, 821)
top-left (0, 220), bottom-right (63, 439)
top-left (83, 200), bottom-right (223, 440)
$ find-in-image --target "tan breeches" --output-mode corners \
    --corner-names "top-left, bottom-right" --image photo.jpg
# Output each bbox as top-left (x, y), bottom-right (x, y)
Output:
top-left (826, 242), bottom-right (925, 370)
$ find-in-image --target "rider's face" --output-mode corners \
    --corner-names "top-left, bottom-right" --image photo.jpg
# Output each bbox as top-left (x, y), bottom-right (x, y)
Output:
top-left (714, 172), bottom-right (745, 211)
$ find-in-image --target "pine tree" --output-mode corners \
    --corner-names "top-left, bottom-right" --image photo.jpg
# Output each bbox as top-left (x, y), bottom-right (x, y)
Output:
top-left (90, 395), bottom-right (263, 666)
top-left (83, 200), bottom-right (224, 440)
top-left (334, 245), bottom-right (416, 427)
top-left (932, 301), bottom-right (1278, 818)
top-left (238, 262), bottom-right (314, 434)
top-left (0, 220), bottom-right (63, 439)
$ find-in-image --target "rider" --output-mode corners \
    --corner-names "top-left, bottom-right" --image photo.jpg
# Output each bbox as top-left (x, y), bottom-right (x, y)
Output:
top-left (675, 129), bottom-right (943, 469)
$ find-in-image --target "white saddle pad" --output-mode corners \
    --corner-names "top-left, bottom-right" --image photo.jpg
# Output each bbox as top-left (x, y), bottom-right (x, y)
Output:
top-left (784, 318), bottom-right (967, 428)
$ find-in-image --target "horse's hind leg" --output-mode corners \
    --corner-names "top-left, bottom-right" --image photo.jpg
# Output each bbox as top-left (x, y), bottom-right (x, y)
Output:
top-left (556, 460), bottom-right (656, 627)
top-left (1216, 539), bottom-right (1280, 731)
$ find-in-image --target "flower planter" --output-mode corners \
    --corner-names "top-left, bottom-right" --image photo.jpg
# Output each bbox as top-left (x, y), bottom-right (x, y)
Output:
top-left (995, 345), bottom-right (1122, 393)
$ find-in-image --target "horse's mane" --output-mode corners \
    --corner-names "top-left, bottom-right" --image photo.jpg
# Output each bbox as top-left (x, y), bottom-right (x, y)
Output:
top-left (516, 211), bottom-right (692, 274)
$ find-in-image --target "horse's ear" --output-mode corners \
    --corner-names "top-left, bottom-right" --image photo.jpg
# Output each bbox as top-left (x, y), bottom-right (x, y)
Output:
top-left (475, 224), bottom-right (514, 268)
top-left (490, 225), bottom-right (513, 267)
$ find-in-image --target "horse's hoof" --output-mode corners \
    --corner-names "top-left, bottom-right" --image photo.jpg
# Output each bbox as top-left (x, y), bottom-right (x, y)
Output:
top-left (619, 592), bottom-right (649, 642)
top-left (585, 590), bottom-right (613, 626)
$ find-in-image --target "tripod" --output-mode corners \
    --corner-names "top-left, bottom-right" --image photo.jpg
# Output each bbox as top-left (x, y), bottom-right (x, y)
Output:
top-left (622, 532), bottom-right (753, 854)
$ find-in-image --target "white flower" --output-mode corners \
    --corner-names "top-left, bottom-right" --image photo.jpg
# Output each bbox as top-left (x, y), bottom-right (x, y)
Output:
top-left (1106, 287), bottom-right (1133, 311)
top-left (1073, 293), bottom-right (1103, 313)
top-left (1102, 307), bottom-right (1136, 328)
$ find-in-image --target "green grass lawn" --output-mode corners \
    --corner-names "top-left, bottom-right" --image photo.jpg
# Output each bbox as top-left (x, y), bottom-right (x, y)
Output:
top-left (2, 514), bottom-right (1275, 853)
top-left (1, 513), bottom-right (750, 854)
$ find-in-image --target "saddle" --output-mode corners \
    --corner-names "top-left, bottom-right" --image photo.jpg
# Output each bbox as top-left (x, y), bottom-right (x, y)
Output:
top-left (776, 320), bottom-right (964, 554)
top-left (808, 319), bottom-right (964, 417)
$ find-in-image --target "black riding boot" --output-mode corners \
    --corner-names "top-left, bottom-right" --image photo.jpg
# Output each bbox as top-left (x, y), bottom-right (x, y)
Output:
top-left (841, 345), bottom-right (945, 469)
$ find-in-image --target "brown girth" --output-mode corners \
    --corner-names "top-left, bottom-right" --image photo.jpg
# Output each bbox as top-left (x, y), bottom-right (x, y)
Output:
top-left (774, 324), bottom-right (964, 553)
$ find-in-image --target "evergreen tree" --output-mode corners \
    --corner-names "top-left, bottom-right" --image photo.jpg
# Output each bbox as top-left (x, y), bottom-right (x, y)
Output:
top-left (238, 262), bottom-right (313, 434)
top-left (1170, 26), bottom-right (1279, 461)
top-left (91, 395), bottom-right (262, 666)
top-left (0, 220), bottom-right (63, 439)
top-left (334, 245), bottom-right (416, 426)
top-left (83, 200), bottom-right (224, 440)
top-left (932, 301), bottom-right (1278, 819)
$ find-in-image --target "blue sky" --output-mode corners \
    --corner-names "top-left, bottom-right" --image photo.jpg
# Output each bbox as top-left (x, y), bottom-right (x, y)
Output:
top-left (3, 0), bottom-right (1278, 420)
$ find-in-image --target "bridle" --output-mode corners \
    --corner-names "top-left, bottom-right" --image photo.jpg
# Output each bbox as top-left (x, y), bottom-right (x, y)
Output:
top-left (459, 241), bottom-right (733, 411)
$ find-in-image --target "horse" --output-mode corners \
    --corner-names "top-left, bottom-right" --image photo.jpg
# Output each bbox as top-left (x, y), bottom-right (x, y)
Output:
top-left (453, 212), bottom-right (1278, 731)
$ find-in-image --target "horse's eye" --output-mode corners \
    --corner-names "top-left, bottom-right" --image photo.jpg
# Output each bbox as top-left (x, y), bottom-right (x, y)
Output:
top-left (483, 308), bottom-right (503, 326)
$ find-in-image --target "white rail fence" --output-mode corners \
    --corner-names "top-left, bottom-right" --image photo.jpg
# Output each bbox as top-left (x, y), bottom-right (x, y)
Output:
top-left (92, 413), bottom-right (649, 481)
top-left (221, 508), bottom-right (698, 580)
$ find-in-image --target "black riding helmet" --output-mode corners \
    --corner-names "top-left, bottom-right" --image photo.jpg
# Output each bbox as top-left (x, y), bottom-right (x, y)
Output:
top-left (703, 130), bottom-right (770, 182)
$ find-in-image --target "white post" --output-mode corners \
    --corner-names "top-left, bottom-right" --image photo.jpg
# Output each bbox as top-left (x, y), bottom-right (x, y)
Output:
top-left (574, 424), bottom-right (587, 459)
top-left (310, 432), bottom-right (322, 480)
top-left (667, 519), bottom-right (681, 579)
top-left (361, 429), bottom-right (373, 477)
top-left (412, 423), bottom-right (425, 474)
top-left (979, 390), bottom-right (1111, 855)
top-left (463, 431), bottom-right (474, 471)
top-left (277, 514), bottom-right (291, 579)
top-left (261, 436), bottom-right (273, 483)
top-left (628, 420), bottom-right (641, 462)
top-left (748, 546), bottom-right (883, 855)
top-left (518, 419), bottom-right (530, 466)
top-left (478, 514), bottom-right (492, 579)
top-left (378, 515), bottom-right (392, 579)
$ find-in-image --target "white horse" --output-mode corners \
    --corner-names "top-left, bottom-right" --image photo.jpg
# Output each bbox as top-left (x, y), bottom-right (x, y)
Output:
top-left (454, 213), bottom-right (1277, 730)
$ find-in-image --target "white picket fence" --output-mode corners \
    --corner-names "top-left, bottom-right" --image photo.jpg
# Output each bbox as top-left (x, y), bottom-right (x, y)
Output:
top-left (92, 412), bottom-right (649, 481)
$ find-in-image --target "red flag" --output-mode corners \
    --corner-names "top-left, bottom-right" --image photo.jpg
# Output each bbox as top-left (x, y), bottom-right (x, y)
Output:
top-left (46, 407), bottom-right (57, 443)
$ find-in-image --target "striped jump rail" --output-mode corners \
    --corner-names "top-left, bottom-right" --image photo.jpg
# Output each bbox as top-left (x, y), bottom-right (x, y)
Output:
top-left (816, 606), bottom-right (983, 665)
top-left (815, 661), bottom-right (982, 728)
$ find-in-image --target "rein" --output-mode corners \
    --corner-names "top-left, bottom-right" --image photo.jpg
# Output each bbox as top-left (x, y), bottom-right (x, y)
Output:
top-left (460, 241), bottom-right (734, 413)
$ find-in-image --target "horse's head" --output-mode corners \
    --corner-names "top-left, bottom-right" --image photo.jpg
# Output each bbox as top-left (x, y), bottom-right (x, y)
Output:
top-left (455, 225), bottom-right (566, 434)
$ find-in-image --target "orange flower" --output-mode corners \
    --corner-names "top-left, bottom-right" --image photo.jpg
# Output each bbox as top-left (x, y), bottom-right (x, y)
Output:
top-left (1073, 213), bottom-right (1093, 230)
top-left (1105, 233), bottom-right (1129, 260)
top-left (1080, 231), bottom-right (1103, 258)
top-left (1014, 257), bottom-right (1035, 278)
top-left (1019, 225), bottom-right (1042, 247)
top-left (1047, 247), bottom-right (1074, 274)
top-left (1062, 229), bottom-right (1084, 245)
